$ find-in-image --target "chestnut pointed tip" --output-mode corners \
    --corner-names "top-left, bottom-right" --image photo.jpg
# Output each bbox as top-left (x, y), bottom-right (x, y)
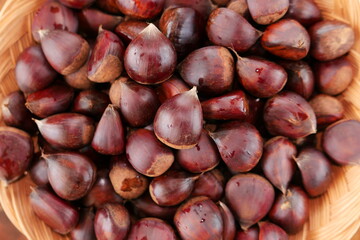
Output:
top-left (38, 29), bottom-right (50, 39)
top-left (141, 23), bottom-right (161, 35)
top-left (187, 86), bottom-right (199, 99)
top-left (98, 25), bottom-right (104, 34)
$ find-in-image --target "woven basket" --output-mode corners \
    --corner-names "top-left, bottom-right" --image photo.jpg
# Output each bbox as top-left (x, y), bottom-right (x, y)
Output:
top-left (0, 0), bottom-right (359, 239)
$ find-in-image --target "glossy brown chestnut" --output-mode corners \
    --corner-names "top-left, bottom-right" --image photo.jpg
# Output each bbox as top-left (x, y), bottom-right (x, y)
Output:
top-left (309, 20), bottom-right (355, 61)
top-left (285, 0), bottom-right (322, 26)
top-left (109, 155), bottom-right (149, 200)
top-left (178, 46), bottom-right (234, 96)
top-left (278, 60), bottom-right (315, 100)
top-left (114, 21), bottom-right (148, 45)
top-left (124, 24), bottom-right (177, 84)
top-left (70, 209), bottom-right (96, 240)
top-left (225, 174), bottom-right (275, 230)
top-left (191, 169), bottom-right (225, 201)
top-left (30, 187), bottom-right (79, 235)
top-left (176, 130), bottom-right (220, 173)
top-left (78, 8), bottom-right (123, 36)
top-left (128, 218), bottom-right (177, 240)
top-left (245, 97), bottom-right (265, 125)
top-left (91, 105), bottom-right (125, 155)
top-left (235, 227), bottom-right (259, 240)
top-left (154, 87), bottom-right (203, 149)
top-left (227, 0), bottom-right (249, 16)
top-left (261, 19), bottom-right (310, 60)
top-left (263, 91), bottom-right (317, 139)
top-left (201, 90), bottom-right (249, 121)
top-left (59, 0), bottom-right (95, 9)
top-left (96, 0), bottom-right (122, 14)
top-left (72, 90), bottom-right (110, 118)
top-left (236, 56), bottom-right (287, 98)
top-left (15, 45), bottom-right (57, 93)
top-left (39, 30), bottom-right (90, 75)
top-left (43, 152), bottom-right (96, 201)
top-left (174, 196), bottom-right (224, 240)
top-left (207, 8), bottom-right (261, 52)
top-left (269, 186), bottom-right (309, 234)
top-left (126, 129), bottom-right (174, 177)
top-left (155, 76), bottom-right (189, 103)
top-left (35, 113), bottom-right (95, 149)
top-left (65, 60), bottom-right (95, 90)
top-left (82, 169), bottom-right (124, 208)
top-left (218, 201), bottom-right (236, 240)
top-left (94, 203), bottom-right (131, 240)
top-left (164, 0), bottom-right (213, 19)
top-left (210, 122), bottom-right (263, 173)
top-left (295, 148), bottom-right (332, 197)
top-left (109, 78), bottom-right (160, 127)
top-left (131, 193), bottom-right (177, 220)
top-left (26, 84), bottom-right (74, 118)
top-left (149, 170), bottom-right (198, 206)
top-left (258, 221), bottom-right (288, 240)
top-left (1, 91), bottom-right (37, 132)
top-left (322, 120), bottom-right (360, 165)
top-left (29, 156), bottom-right (49, 187)
top-left (88, 28), bottom-right (125, 83)
top-left (116, 0), bottom-right (165, 19)
top-left (32, 0), bottom-right (78, 42)
top-left (261, 136), bottom-right (297, 193)
top-left (247, 0), bottom-right (289, 25)
top-left (0, 127), bottom-right (34, 183)
top-left (160, 7), bottom-right (203, 57)
top-left (314, 56), bottom-right (354, 95)
top-left (309, 94), bottom-right (344, 129)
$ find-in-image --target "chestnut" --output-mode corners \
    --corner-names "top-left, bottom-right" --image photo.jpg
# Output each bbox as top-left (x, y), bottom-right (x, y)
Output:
top-left (178, 46), bottom-right (234, 96)
top-left (207, 8), bottom-right (261, 53)
top-left (0, 127), bottom-right (34, 183)
top-left (59, 0), bottom-right (95, 9)
top-left (109, 155), bottom-right (149, 200)
top-left (78, 8), bottom-right (121, 35)
top-left (25, 84), bottom-right (74, 118)
top-left (30, 187), bottom-right (79, 235)
top-left (261, 19), bottom-right (310, 61)
top-left (263, 91), bottom-right (317, 139)
top-left (201, 90), bottom-right (249, 121)
top-left (295, 148), bottom-right (332, 197)
top-left (210, 121), bottom-right (263, 173)
top-left (70, 208), bottom-right (96, 240)
top-left (124, 24), bottom-right (177, 84)
top-left (191, 169), bottom-right (225, 201)
top-left (322, 120), bottom-right (360, 165)
top-left (225, 174), bottom-right (275, 230)
top-left (227, 0), bottom-right (249, 17)
top-left (258, 221), bottom-right (288, 240)
top-left (29, 156), bottom-right (49, 187)
top-left (72, 90), bottom-right (110, 118)
top-left (218, 202), bottom-right (236, 240)
top-left (155, 76), bottom-right (190, 103)
top-left (285, 0), bottom-right (322, 26)
top-left (164, 0), bottom-right (213, 19)
top-left (268, 186), bottom-right (309, 234)
top-left (309, 20), bottom-right (355, 61)
top-left (94, 203), bottom-right (131, 240)
top-left (314, 56), bottom-right (354, 96)
top-left (174, 196), bottom-right (224, 240)
top-left (309, 94), bottom-right (344, 129)
top-left (116, 0), bottom-right (165, 19)
top-left (65, 60), bottom-right (94, 90)
top-left (126, 129), bottom-right (174, 177)
top-left (96, 0), bottom-right (122, 14)
top-left (261, 136), bottom-right (297, 193)
top-left (114, 21), bottom-right (148, 45)
top-left (247, 0), bottom-right (289, 25)
top-left (235, 227), bottom-right (259, 240)
top-left (127, 218), bottom-right (177, 240)
top-left (236, 56), bottom-right (287, 98)
top-left (212, 0), bottom-right (230, 6)
top-left (15, 45), bottom-right (57, 93)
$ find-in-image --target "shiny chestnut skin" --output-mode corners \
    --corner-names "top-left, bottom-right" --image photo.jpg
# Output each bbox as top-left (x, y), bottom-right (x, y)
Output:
top-left (278, 60), bottom-right (315, 99)
top-left (263, 91), bottom-right (317, 139)
top-left (178, 46), bottom-right (234, 96)
top-left (164, 0), bottom-right (213, 19)
top-left (72, 90), bottom-right (110, 118)
top-left (29, 156), bottom-right (49, 186)
top-left (97, 0), bottom-right (122, 14)
top-left (116, 0), bottom-right (165, 19)
top-left (78, 10), bottom-right (123, 36)
top-left (115, 21), bottom-right (148, 45)
top-left (191, 169), bottom-right (225, 201)
top-left (128, 218), bottom-right (177, 240)
top-left (218, 201), bottom-right (236, 240)
top-left (285, 0), bottom-right (322, 26)
top-left (322, 120), bottom-right (360, 165)
top-left (247, 0), bottom-right (289, 25)
top-left (155, 76), bottom-right (189, 103)
top-left (314, 56), bottom-right (354, 96)
top-left (70, 208), bottom-right (96, 240)
top-left (309, 20), bottom-right (355, 61)
top-left (258, 221), bottom-right (288, 240)
top-left (261, 19), bottom-right (310, 61)
top-left (160, 7), bottom-right (203, 58)
top-left (207, 8), bottom-right (261, 53)
top-left (235, 227), bottom-right (259, 240)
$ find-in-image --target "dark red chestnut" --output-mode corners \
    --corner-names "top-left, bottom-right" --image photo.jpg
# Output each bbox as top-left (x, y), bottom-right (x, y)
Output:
top-left (155, 76), bottom-right (189, 103)
top-left (59, 0), bottom-right (95, 9)
top-left (128, 218), bottom-right (177, 240)
top-left (96, 0), bottom-right (122, 14)
top-left (174, 196), bottom-right (223, 240)
top-left (322, 120), bottom-right (360, 165)
top-left (309, 20), bottom-right (355, 61)
top-left (164, 0), bottom-right (213, 19)
top-left (261, 19), bottom-right (310, 60)
top-left (226, 174), bottom-right (275, 230)
top-left (218, 201), bottom-right (236, 240)
top-left (29, 156), bottom-right (49, 186)
top-left (247, 0), bottom-right (289, 25)
top-left (269, 186), bottom-right (309, 234)
top-left (207, 8), bottom-right (261, 52)
top-left (70, 209), bottom-right (96, 240)
top-left (114, 21), bottom-right (148, 45)
top-left (72, 90), bottom-right (110, 118)
top-left (15, 45), bottom-right (57, 93)
top-left (191, 169), bottom-right (225, 201)
top-left (263, 91), bottom-right (317, 139)
top-left (116, 0), bottom-right (165, 19)
top-left (285, 0), bottom-right (322, 26)
top-left (210, 122), bottom-right (263, 173)
top-left (258, 221), bottom-right (288, 240)
top-left (235, 227), bottom-right (259, 240)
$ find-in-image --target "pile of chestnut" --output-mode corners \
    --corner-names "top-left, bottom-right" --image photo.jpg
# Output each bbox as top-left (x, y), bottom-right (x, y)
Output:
top-left (0, 0), bottom-right (359, 239)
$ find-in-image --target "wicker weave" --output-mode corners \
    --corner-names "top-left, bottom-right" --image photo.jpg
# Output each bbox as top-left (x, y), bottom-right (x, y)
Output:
top-left (0, 0), bottom-right (359, 239)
